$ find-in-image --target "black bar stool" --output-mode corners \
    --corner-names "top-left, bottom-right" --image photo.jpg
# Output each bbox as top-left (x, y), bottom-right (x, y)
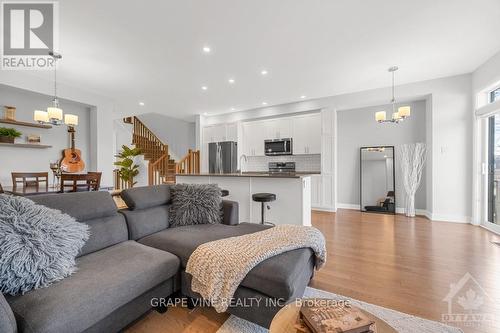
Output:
top-left (252, 193), bottom-right (276, 225)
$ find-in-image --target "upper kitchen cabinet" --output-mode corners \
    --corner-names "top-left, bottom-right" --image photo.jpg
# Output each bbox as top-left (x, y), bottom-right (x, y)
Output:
top-left (203, 123), bottom-right (238, 143)
top-left (292, 113), bottom-right (321, 154)
top-left (225, 123), bottom-right (238, 142)
top-left (242, 121), bottom-right (265, 156)
top-left (265, 118), bottom-right (292, 139)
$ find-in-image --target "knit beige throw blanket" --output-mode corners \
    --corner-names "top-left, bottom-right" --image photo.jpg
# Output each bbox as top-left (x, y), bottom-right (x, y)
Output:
top-left (185, 224), bottom-right (327, 313)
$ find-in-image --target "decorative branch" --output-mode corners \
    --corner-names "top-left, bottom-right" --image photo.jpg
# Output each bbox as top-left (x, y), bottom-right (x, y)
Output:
top-left (397, 143), bottom-right (426, 217)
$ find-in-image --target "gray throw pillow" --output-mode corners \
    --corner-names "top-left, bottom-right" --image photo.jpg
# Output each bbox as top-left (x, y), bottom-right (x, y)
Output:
top-left (169, 183), bottom-right (222, 227)
top-left (0, 194), bottom-right (89, 295)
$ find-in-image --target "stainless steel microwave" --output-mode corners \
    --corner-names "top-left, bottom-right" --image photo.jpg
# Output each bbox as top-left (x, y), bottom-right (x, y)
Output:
top-left (264, 138), bottom-right (293, 156)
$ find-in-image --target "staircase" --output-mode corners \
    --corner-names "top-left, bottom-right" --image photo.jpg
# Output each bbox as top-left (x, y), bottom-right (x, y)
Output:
top-left (124, 116), bottom-right (199, 185)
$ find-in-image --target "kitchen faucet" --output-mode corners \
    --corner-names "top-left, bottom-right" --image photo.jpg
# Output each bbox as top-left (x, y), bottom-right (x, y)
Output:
top-left (238, 154), bottom-right (248, 174)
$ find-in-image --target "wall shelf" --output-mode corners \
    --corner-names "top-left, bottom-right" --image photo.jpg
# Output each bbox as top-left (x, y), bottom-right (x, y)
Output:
top-left (0, 142), bottom-right (52, 149)
top-left (0, 119), bottom-right (52, 129)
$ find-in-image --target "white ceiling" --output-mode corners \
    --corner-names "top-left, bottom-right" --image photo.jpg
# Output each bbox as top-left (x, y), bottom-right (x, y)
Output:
top-left (43, 0), bottom-right (500, 120)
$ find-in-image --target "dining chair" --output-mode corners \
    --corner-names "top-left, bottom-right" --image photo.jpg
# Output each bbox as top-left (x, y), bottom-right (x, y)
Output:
top-left (0, 182), bottom-right (4, 194)
top-left (11, 172), bottom-right (49, 194)
top-left (86, 172), bottom-right (102, 191)
top-left (60, 173), bottom-right (102, 192)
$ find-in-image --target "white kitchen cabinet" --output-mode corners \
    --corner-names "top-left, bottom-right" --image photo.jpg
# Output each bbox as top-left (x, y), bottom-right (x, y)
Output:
top-left (226, 123), bottom-right (238, 142)
top-left (311, 175), bottom-right (322, 208)
top-left (265, 118), bottom-right (292, 139)
top-left (292, 113), bottom-right (321, 154)
top-left (203, 123), bottom-right (238, 143)
top-left (242, 121), bottom-right (265, 156)
top-left (203, 125), bottom-right (224, 143)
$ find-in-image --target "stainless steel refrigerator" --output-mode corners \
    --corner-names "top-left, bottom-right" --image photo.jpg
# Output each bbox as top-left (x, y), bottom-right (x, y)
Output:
top-left (209, 141), bottom-right (238, 173)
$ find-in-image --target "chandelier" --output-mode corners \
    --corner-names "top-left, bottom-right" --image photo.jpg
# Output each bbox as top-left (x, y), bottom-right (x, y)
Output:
top-left (34, 52), bottom-right (78, 127)
top-left (375, 66), bottom-right (411, 123)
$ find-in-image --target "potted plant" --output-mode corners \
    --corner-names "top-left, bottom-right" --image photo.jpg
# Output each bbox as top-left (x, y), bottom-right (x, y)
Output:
top-left (114, 145), bottom-right (142, 188)
top-left (0, 127), bottom-right (22, 144)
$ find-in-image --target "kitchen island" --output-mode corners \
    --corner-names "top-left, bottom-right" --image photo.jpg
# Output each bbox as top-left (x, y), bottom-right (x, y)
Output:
top-left (176, 172), bottom-right (317, 226)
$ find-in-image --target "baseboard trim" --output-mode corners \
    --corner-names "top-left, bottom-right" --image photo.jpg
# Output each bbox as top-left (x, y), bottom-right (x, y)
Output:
top-left (336, 203), bottom-right (360, 210)
top-left (312, 207), bottom-right (337, 212)
top-left (428, 213), bottom-right (470, 224)
top-left (335, 203), bottom-right (470, 222)
top-left (480, 223), bottom-right (500, 235)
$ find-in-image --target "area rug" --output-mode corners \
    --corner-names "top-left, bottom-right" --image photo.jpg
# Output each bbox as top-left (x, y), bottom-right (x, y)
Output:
top-left (217, 287), bottom-right (463, 333)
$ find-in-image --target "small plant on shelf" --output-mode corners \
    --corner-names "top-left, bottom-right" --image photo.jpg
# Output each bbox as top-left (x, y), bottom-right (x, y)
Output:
top-left (0, 127), bottom-right (22, 144)
top-left (114, 145), bottom-right (142, 188)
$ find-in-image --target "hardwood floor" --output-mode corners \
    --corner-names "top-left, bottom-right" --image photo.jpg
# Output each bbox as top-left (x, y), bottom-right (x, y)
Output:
top-left (127, 210), bottom-right (500, 333)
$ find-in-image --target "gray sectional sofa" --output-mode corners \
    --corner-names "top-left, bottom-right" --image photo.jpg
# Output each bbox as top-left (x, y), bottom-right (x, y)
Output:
top-left (0, 185), bottom-right (315, 333)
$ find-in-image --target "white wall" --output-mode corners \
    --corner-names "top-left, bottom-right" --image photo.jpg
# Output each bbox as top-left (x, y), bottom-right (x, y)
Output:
top-left (471, 51), bottom-right (500, 226)
top-left (0, 84), bottom-right (92, 187)
top-left (137, 113), bottom-right (195, 161)
top-left (112, 113), bottom-right (196, 187)
top-left (337, 100), bottom-right (427, 211)
top-left (0, 71), bottom-right (116, 186)
top-left (473, 51), bottom-right (500, 99)
top-left (202, 74), bottom-right (473, 222)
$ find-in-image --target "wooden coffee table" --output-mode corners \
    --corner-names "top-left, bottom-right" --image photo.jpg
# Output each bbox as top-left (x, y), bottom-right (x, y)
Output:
top-left (270, 298), bottom-right (397, 333)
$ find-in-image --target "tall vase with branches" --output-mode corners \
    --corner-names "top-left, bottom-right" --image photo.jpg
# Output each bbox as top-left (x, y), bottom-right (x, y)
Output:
top-left (398, 143), bottom-right (426, 217)
top-left (114, 145), bottom-right (142, 188)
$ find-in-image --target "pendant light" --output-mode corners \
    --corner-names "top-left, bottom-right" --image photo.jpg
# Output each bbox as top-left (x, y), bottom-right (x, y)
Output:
top-left (375, 66), bottom-right (411, 123)
top-left (34, 51), bottom-right (78, 127)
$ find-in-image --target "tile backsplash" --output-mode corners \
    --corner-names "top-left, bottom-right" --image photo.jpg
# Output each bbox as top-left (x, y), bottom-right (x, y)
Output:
top-left (244, 154), bottom-right (321, 172)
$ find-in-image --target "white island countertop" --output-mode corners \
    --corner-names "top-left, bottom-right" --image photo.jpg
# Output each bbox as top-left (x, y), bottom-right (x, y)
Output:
top-left (176, 172), bottom-right (319, 178)
top-left (176, 172), bottom-right (318, 226)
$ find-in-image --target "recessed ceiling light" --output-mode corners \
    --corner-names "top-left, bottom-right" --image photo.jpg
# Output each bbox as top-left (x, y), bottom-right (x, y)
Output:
top-left (300, 95), bottom-right (306, 99)
top-left (202, 46), bottom-right (211, 53)
top-left (203, 112), bottom-right (208, 116)
top-left (230, 107), bottom-right (236, 111)
top-left (262, 102), bottom-right (268, 106)
top-left (139, 102), bottom-right (145, 106)
top-left (201, 86), bottom-right (208, 90)
top-left (261, 70), bottom-right (268, 76)
top-left (228, 78), bottom-right (235, 84)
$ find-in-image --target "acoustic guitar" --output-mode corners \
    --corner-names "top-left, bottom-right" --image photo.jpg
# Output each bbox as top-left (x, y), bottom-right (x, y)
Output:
top-left (60, 126), bottom-right (85, 173)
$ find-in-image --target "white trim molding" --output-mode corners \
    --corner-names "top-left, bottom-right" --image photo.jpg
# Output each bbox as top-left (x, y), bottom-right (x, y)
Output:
top-left (428, 213), bottom-right (470, 224)
top-left (336, 203), bottom-right (361, 210)
top-left (312, 207), bottom-right (337, 213)
top-left (336, 203), bottom-right (469, 223)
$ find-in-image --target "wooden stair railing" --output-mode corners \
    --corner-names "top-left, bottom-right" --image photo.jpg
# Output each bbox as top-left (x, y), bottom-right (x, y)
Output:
top-left (176, 149), bottom-right (200, 174)
top-left (128, 116), bottom-right (199, 185)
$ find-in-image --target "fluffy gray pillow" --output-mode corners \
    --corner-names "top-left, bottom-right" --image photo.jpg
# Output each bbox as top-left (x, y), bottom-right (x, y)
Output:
top-left (169, 183), bottom-right (222, 227)
top-left (0, 194), bottom-right (89, 295)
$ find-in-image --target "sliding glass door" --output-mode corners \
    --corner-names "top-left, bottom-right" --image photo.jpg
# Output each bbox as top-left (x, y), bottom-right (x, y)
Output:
top-left (487, 115), bottom-right (500, 224)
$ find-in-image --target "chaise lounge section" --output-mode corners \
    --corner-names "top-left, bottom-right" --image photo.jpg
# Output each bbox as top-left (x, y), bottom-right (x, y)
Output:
top-left (120, 185), bottom-right (315, 328)
top-left (1, 185), bottom-right (316, 332)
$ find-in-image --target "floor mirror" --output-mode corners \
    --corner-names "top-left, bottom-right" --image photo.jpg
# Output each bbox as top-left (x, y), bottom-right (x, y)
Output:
top-left (360, 146), bottom-right (395, 214)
